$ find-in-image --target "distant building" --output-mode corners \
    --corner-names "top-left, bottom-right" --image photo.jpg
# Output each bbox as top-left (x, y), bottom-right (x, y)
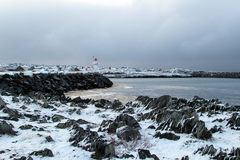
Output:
top-left (92, 56), bottom-right (99, 72)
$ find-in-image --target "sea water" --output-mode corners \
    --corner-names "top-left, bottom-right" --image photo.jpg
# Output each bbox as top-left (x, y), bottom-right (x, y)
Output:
top-left (66, 78), bottom-right (240, 105)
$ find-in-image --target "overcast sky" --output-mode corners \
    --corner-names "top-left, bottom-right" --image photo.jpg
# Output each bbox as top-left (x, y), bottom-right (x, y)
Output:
top-left (0, 0), bottom-right (240, 71)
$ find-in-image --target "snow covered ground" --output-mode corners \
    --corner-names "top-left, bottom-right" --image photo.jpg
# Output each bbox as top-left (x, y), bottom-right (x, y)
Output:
top-left (0, 63), bottom-right (192, 77)
top-left (0, 94), bottom-right (239, 160)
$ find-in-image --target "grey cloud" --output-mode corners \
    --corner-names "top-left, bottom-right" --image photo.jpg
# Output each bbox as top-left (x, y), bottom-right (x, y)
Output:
top-left (0, 0), bottom-right (240, 71)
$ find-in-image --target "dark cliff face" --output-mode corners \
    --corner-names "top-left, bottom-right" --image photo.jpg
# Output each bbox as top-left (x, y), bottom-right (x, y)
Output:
top-left (0, 73), bottom-right (113, 96)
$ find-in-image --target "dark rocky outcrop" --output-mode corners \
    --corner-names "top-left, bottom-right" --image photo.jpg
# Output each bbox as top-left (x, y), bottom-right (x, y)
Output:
top-left (0, 73), bottom-right (113, 96)
top-left (19, 124), bottom-right (33, 130)
top-left (30, 148), bottom-right (54, 157)
top-left (136, 96), bottom-right (212, 140)
top-left (0, 120), bottom-right (17, 135)
top-left (107, 114), bottom-right (141, 134)
top-left (194, 145), bottom-right (217, 156)
top-left (13, 156), bottom-right (33, 160)
top-left (93, 99), bottom-right (112, 109)
top-left (136, 95), bottom-right (172, 110)
top-left (195, 145), bottom-right (240, 160)
top-left (110, 99), bottom-right (125, 111)
top-left (227, 113), bottom-right (240, 130)
top-left (138, 149), bottom-right (159, 160)
top-left (91, 140), bottom-right (115, 159)
top-left (45, 136), bottom-right (54, 142)
top-left (56, 119), bottom-right (90, 129)
top-left (154, 132), bottom-right (180, 141)
top-left (117, 126), bottom-right (141, 142)
top-left (52, 114), bottom-right (66, 122)
top-left (156, 109), bottom-right (212, 140)
top-left (209, 125), bottom-right (223, 133)
top-left (71, 96), bottom-right (92, 105)
top-left (0, 97), bottom-right (6, 107)
top-left (2, 106), bottom-right (22, 121)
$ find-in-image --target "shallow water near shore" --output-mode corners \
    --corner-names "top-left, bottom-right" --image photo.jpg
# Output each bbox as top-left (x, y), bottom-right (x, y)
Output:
top-left (66, 78), bottom-right (240, 105)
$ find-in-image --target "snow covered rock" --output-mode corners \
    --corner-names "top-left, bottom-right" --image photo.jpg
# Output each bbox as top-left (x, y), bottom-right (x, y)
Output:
top-left (117, 126), bottom-right (141, 142)
top-left (107, 114), bottom-right (141, 133)
top-left (136, 95), bottom-right (172, 110)
top-left (227, 113), bottom-right (240, 130)
top-left (195, 145), bottom-right (240, 160)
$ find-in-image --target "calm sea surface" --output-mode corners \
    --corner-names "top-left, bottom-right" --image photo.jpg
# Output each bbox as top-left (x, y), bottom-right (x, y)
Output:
top-left (109, 78), bottom-right (240, 105)
top-left (67, 78), bottom-right (240, 105)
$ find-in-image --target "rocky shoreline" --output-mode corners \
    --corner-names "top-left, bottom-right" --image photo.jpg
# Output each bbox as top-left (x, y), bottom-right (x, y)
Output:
top-left (0, 73), bottom-right (113, 96)
top-left (0, 73), bottom-right (240, 160)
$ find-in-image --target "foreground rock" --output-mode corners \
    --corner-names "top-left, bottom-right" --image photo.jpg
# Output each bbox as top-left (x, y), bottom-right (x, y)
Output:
top-left (138, 149), bottom-right (159, 160)
top-left (195, 145), bottom-right (240, 159)
top-left (0, 120), bottom-right (17, 135)
top-left (227, 113), bottom-right (240, 130)
top-left (107, 114), bottom-right (141, 134)
top-left (154, 132), bottom-right (180, 141)
top-left (0, 90), bottom-right (239, 159)
top-left (117, 126), bottom-right (141, 142)
top-left (136, 95), bottom-right (212, 140)
top-left (30, 148), bottom-right (54, 157)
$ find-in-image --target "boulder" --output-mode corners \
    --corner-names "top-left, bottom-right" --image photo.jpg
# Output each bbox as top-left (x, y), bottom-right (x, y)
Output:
top-left (156, 108), bottom-right (212, 140)
top-left (192, 121), bottom-right (212, 140)
top-left (117, 126), bottom-right (141, 142)
top-left (13, 156), bottom-right (33, 160)
top-left (0, 120), bottom-right (17, 135)
top-left (111, 99), bottom-right (125, 111)
top-left (138, 149), bottom-right (159, 160)
top-left (46, 136), bottom-right (54, 142)
top-left (52, 114), bottom-right (66, 122)
top-left (91, 140), bottom-right (115, 159)
top-left (194, 145), bottom-right (217, 156)
top-left (108, 114), bottom-right (141, 133)
top-left (154, 132), bottom-right (180, 141)
top-left (30, 148), bottom-right (54, 157)
top-left (94, 99), bottom-right (112, 109)
top-left (2, 106), bottom-right (22, 121)
top-left (69, 125), bottom-right (99, 149)
top-left (136, 95), bottom-right (172, 110)
top-left (227, 113), bottom-right (240, 129)
top-left (42, 102), bottom-right (54, 109)
top-left (0, 97), bottom-right (6, 107)
top-left (19, 124), bottom-right (33, 130)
